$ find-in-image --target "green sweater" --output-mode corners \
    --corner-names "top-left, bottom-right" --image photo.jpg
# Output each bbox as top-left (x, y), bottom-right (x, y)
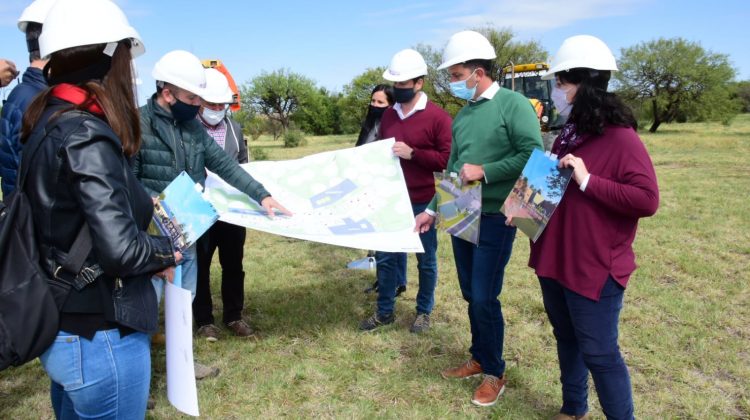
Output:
top-left (432, 86), bottom-right (543, 213)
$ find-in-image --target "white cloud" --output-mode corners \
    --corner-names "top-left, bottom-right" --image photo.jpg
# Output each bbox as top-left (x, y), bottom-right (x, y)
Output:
top-left (444, 0), bottom-right (648, 32)
top-left (413, 0), bottom-right (650, 47)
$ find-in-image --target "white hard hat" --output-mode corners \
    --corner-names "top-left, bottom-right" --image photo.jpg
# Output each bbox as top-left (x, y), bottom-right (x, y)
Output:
top-left (17, 0), bottom-right (57, 32)
top-left (202, 68), bottom-right (233, 104)
top-left (438, 31), bottom-right (496, 70)
top-left (383, 49), bottom-right (428, 82)
top-left (39, 0), bottom-right (144, 59)
top-left (542, 35), bottom-right (618, 80)
top-left (152, 50), bottom-right (207, 95)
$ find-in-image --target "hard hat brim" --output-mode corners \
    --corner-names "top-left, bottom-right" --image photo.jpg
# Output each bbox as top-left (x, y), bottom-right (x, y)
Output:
top-left (437, 52), bottom-right (496, 70)
top-left (201, 92), bottom-right (234, 104)
top-left (382, 68), bottom-right (427, 82)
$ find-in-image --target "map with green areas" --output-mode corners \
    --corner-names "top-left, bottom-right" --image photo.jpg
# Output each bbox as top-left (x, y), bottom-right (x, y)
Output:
top-left (204, 138), bottom-right (424, 253)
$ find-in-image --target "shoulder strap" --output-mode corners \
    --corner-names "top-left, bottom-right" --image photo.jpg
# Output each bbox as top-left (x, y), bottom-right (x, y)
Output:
top-left (17, 111), bottom-right (89, 190)
top-left (58, 223), bottom-right (92, 280)
top-left (19, 110), bottom-right (95, 284)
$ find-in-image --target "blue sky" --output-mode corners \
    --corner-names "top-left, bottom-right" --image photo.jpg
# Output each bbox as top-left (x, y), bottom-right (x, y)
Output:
top-left (1, 0), bottom-right (748, 104)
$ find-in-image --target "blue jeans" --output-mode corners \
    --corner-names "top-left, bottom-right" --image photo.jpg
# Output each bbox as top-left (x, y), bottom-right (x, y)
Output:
top-left (152, 243), bottom-right (198, 303)
top-left (539, 276), bottom-right (634, 420)
top-left (451, 213), bottom-right (515, 377)
top-left (375, 202), bottom-right (438, 316)
top-left (40, 329), bottom-right (151, 419)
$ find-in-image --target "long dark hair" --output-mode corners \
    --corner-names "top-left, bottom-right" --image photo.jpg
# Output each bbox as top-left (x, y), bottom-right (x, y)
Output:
top-left (370, 84), bottom-right (394, 107)
top-left (21, 40), bottom-right (141, 156)
top-left (560, 68), bottom-right (637, 136)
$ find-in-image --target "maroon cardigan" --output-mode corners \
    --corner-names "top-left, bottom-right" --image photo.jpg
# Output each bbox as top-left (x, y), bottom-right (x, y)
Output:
top-left (380, 101), bottom-right (452, 203)
top-left (529, 126), bottom-right (659, 300)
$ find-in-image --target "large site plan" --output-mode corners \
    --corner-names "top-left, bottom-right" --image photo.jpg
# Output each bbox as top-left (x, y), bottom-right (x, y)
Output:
top-left (203, 138), bottom-right (424, 253)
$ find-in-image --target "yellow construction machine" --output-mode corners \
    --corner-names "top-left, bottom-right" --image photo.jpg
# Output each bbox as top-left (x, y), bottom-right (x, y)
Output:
top-left (501, 62), bottom-right (561, 131)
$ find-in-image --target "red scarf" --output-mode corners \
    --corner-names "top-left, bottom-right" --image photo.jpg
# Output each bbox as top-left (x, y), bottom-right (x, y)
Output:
top-left (50, 83), bottom-right (105, 116)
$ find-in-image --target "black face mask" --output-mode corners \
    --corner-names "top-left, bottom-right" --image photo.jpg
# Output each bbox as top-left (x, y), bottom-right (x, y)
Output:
top-left (393, 86), bottom-right (416, 104)
top-left (368, 105), bottom-right (387, 118)
top-left (170, 97), bottom-right (200, 122)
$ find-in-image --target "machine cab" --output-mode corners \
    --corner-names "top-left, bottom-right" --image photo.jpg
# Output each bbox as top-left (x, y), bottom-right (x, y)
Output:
top-left (501, 63), bottom-right (561, 131)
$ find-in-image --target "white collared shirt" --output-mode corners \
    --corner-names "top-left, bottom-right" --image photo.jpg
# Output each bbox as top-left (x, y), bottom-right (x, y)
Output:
top-left (394, 92), bottom-right (428, 120)
top-left (472, 81), bottom-right (500, 102)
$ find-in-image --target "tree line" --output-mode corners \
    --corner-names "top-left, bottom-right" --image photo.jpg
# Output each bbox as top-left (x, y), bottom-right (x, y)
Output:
top-left (232, 26), bottom-right (747, 144)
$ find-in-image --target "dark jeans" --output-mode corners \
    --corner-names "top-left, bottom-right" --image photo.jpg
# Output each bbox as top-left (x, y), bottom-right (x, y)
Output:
top-left (451, 213), bottom-right (516, 377)
top-left (375, 202), bottom-right (438, 316)
top-left (193, 221), bottom-right (247, 326)
top-left (539, 276), bottom-right (634, 420)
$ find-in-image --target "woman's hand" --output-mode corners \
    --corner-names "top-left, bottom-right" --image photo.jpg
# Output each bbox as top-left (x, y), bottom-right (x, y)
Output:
top-left (505, 215), bottom-right (515, 227)
top-left (260, 196), bottom-right (293, 219)
top-left (558, 153), bottom-right (590, 186)
top-left (155, 251), bottom-right (182, 283)
top-left (414, 212), bottom-right (436, 234)
top-left (156, 266), bottom-right (175, 283)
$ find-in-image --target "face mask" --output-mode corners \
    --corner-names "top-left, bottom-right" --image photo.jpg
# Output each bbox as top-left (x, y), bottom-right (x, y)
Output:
top-left (201, 106), bottom-right (227, 126)
top-left (393, 86), bottom-right (416, 104)
top-left (170, 97), bottom-right (201, 122)
top-left (449, 69), bottom-right (477, 100)
top-left (368, 105), bottom-right (387, 118)
top-left (551, 85), bottom-right (574, 118)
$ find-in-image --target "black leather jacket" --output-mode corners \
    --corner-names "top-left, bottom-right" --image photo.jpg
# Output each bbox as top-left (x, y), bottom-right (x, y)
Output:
top-left (24, 101), bottom-right (175, 333)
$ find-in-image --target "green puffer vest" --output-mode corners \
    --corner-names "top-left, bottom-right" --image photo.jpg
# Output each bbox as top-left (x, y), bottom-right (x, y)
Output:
top-left (134, 96), bottom-right (269, 203)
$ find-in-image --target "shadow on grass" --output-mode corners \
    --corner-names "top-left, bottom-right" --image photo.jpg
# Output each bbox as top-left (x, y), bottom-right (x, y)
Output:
top-left (237, 241), bottom-right (557, 417)
top-left (247, 241), bottom-right (375, 336)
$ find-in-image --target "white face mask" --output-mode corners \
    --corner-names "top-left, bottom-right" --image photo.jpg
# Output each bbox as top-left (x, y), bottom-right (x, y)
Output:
top-left (551, 85), bottom-right (574, 118)
top-left (200, 106), bottom-right (227, 126)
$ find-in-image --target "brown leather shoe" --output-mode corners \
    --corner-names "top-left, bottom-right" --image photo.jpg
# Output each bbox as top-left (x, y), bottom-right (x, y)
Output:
top-left (441, 358), bottom-right (482, 379)
top-left (196, 324), bottom-right (220, 342)
top-left (227, 320), bottom-right (255, 337)
top-left (552, 413), bottom-right (590, 420)
top-left (471, 374), bottom-right (506, 407)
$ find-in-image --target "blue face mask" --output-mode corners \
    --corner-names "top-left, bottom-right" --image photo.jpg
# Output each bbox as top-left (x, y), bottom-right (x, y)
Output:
top-left (449, 69), bottom-right (478, 100)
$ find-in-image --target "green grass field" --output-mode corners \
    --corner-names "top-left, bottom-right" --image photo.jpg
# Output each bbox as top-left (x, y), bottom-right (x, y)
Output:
top-left (2, 116), bottom-right (749, 419)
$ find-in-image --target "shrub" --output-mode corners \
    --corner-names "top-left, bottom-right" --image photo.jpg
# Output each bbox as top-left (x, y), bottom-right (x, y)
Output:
top-left (283, 130), bottom-right (307, 148)
top-left (250, 147), bottom-right (269, 161)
